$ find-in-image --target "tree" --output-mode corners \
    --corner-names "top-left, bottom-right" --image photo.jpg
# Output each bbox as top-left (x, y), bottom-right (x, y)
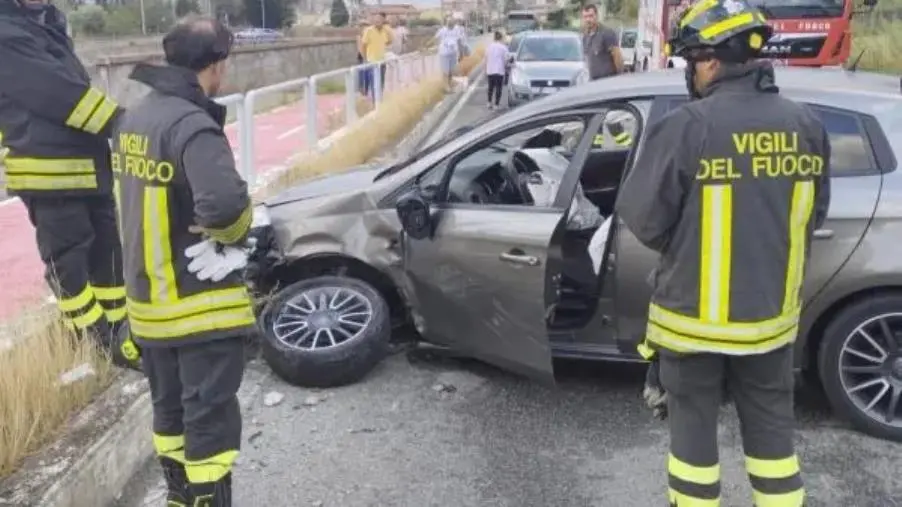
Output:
top-left (243, 0), bottom-right (296, 28)
top-left (68, 5), bottom-right (106, 36)
top-left (176, 0), bottom-right (201, 17)
top-left (330, 0), bottom-right (349, 27)
top-left (503, 0), bottom-right (518, 12)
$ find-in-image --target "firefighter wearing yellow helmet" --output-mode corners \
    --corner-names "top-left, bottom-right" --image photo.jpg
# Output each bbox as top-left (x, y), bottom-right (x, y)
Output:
top-left (615, 0), bottom-right (832, 505)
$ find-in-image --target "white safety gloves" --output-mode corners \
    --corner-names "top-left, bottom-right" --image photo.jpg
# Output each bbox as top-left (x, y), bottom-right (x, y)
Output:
top-left (185, 239), bottom-right (249, 283)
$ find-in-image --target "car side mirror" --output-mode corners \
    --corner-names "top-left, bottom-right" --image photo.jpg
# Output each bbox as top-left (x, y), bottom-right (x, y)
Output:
top-left (396, 188), bottom-right (433, 240)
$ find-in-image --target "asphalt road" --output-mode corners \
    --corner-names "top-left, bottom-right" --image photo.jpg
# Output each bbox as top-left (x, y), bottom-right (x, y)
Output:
top-left (115, 76), bottom-right (902, 507)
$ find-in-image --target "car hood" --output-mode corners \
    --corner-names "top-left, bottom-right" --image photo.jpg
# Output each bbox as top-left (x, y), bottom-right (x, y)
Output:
top-left (515, 61), bottom-right (584, 77)
top-left (265, 164), bottom-right (384, 207)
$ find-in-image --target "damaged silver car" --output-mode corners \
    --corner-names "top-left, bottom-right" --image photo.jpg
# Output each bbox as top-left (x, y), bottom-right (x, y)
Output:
top-left (247, 67), bottom-right (902, 443)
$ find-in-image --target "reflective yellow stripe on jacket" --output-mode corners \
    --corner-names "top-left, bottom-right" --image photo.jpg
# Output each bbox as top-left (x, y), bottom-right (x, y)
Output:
top-left (647, 181), bottom-right (815, 355)
top-left (129, 186), bottom-right (255, 340)
top-left (3, 157), bottom-right (97, 191)
top-left (199, 203), bottom-right (253, 245)
top-left (66, 87), bottom-right (119, 135)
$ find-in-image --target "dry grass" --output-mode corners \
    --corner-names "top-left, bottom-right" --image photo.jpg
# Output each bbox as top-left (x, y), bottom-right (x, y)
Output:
top-left (851, 18), bottom-right (902, 73)
top-left (456, 45), bottom-right (487, 77)
top-left (264, 76), bottom-right (447, 194)
top-left (0, 316), bottom-right (114, 478)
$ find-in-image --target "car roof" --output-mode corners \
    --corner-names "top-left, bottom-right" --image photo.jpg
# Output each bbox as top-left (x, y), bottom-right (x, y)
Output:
top-left (523, 30), bottom-right (580, 39)
top-left (512, 67), bottom-right (901, 119)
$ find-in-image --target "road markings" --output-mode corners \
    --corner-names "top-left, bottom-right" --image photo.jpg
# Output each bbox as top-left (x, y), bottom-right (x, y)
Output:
top-left (424, 70), bottom-right (485, 146)
top-left (276, 124), bottom-right (307, 140)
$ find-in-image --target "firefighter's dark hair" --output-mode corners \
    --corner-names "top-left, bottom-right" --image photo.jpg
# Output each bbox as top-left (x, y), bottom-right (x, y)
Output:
top-left (582, 3), bottom-right (598, 14)
top-left (163, 16), bottom-right (234, 72)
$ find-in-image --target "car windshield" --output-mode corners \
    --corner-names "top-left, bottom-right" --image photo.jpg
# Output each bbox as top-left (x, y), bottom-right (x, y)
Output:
top-left (621, 30), bottom-right (637, 48)
top-left (748, 0), bottom-right (845, 18)
top-left (518, 37), bottom-right (582, 62)
top-left (507, 16), bottom-right (539, 33)
top-left (372, 114), bottom-right (499, 181)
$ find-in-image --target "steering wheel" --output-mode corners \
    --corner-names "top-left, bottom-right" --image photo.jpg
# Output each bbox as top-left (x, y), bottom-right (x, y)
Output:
top-left (500, 150), bottom-right (535, 205)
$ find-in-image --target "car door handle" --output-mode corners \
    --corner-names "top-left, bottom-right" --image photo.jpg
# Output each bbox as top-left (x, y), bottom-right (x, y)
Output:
top-left (500, 250), bottom-right (541, 267)
top-left (813, 229), bottom-right (834, 240)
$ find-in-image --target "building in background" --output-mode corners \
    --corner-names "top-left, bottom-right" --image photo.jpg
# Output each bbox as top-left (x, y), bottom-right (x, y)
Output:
top-left (361, 3), bottom-right (421, 20)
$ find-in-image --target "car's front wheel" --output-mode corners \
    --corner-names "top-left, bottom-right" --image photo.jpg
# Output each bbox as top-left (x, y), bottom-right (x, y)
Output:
top-left (259, 275), bottom-right (391, 388)
top-left (818, 293), bottom-right (902, 442)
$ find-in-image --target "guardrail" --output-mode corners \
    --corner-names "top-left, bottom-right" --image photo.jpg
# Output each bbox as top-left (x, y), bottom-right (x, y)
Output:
top-left (219, 50), bottom-right (439, 188)
top-left (0, 51), bottom-right (439, 194)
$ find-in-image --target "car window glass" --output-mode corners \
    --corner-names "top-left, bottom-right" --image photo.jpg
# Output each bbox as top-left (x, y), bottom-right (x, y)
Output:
top-left (809, 107), bottom-right (876, 175)
top-left (518, 37), bottom-right (582, 62)
top-left (436, 120), bottom-right (587, 208)
top-left (621, 31), bottom-right (637, 48)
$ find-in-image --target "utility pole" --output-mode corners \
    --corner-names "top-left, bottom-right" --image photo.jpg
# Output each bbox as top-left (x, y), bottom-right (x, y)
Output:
top-left (260, 0), bottom-right (266, 27)
top-left (139, 0), bottom-right (147, 34)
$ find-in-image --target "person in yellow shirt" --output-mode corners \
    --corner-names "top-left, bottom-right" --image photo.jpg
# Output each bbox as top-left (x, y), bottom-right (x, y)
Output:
top-left (359, 12), bottom-right (393, 96)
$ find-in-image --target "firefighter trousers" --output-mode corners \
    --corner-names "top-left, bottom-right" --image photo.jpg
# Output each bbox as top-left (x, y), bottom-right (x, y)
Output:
top-left (659, 345), bottom-right (804, 507)
top-left (143, 336), bottom-right (245, 488)
top-left (21, 195), bottom-right (125, 335)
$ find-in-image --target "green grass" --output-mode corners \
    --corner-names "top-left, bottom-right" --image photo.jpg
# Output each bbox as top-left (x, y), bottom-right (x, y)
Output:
top-left (852, 18), bottom-right (902, 73)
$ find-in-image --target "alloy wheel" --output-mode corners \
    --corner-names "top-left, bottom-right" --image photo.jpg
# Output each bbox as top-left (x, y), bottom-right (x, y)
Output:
top-left (838, 312), bottom-right (902, 427)
top-left (271, 286), bottom-right (374, 351)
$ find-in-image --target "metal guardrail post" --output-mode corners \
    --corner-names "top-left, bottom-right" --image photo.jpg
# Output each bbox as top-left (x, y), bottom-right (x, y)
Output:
top-left (213, 93), bottom-right (249, 182)
top-left (306, 75), bottom-right (319, 150)
top-left (345, 68), bottom-right (357, 125)
top-left (240, 92), bottom-right (256, 187)
top-left (374, 64), bottom-right (383, 105)
top-left (241, 78), bottom-right (308, 186)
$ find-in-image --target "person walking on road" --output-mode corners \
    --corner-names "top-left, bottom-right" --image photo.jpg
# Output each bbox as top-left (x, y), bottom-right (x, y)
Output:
top-left (389, 15), bottom-right (408, 56)
top-left (435, 17), bottom-right (463, 92)
top-left (112, 16), bottom-right (257, 506)
top-left (581, 4), bottom-right (623, 79)
top-left (485, 30), bottom-right (509, 110)
top-left (360, 12), bottom-right (393, 98)
top-left (616, 0), bottom-right (831, 505)
top-left (0, 0), bottom-right (141, 367)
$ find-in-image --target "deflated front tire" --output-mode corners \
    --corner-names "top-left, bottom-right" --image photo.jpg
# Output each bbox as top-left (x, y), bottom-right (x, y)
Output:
top-left (259, 275), bottom-right (391, 387)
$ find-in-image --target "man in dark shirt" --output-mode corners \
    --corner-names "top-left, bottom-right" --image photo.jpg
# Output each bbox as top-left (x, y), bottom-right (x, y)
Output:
top-left (581, 4), bottom-right (623, 80)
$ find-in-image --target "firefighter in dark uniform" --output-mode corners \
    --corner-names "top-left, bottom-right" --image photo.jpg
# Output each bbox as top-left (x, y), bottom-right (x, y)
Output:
top-left (112, 17), bottom-right (254, 507)
top-left (0, 0), bottom-right (129, 349)
top-left (616, 0), bottom-right (831, 505)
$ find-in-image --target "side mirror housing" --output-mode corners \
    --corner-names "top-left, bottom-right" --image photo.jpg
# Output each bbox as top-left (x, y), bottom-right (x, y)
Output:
top-left (395, 188), bottom-right (433, 240)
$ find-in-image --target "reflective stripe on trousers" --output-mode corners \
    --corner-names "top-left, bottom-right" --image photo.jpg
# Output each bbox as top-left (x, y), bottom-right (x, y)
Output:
top-left (57, 284), bottom-right (104, 331)
top-left (660, 348), bottom-right (804, 507)
top-left (94, 285), bottom-right (127, 323)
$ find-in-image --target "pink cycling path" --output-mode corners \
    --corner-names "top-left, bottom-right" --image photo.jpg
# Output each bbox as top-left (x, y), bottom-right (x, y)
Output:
top-left (0, 95), bottom-right (345, 322)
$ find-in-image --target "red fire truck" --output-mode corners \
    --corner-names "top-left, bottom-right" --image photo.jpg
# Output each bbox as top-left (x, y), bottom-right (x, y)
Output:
top-left (635, 0), bottom-right (878, 70)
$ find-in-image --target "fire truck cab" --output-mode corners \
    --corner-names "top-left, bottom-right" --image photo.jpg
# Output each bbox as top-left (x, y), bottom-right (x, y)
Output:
top-left (636, 0), bottom-right (878, 70)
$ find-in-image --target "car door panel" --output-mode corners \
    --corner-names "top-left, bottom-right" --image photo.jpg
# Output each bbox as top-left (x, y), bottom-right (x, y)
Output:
top-left (402, 207), bottom-right (564, 383)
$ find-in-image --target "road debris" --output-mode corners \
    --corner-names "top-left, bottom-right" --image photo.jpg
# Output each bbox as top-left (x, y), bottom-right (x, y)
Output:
top-left (58, 362), bottom-right (96, 386)
top-left (431, 382), bottom-right (456, 393)
top-left (263, 391), bottom-right (285, 407)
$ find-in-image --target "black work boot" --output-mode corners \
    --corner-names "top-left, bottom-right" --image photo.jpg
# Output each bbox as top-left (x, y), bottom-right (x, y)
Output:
top-left (159, 457), bottom-right (191, 507)
top-left (189, 474), bottom-right (232, 507)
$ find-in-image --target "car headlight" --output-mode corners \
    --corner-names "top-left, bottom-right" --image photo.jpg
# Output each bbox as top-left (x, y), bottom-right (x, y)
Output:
top-left (511, 69), bottom-right (528, 87)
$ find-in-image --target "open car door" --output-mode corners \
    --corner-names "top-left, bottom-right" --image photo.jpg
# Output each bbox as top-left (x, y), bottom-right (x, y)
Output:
top-left (401, 208), bottom-right (561, 383)
top-left (398, 115), bottom-right (608, 383)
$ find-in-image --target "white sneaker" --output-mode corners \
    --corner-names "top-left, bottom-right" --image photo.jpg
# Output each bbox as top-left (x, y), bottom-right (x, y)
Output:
top-left (487, 103), bottom-right (493, 110)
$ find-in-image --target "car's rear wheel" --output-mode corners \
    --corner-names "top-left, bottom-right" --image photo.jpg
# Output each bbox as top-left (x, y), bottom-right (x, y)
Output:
top-left (259, 275), bottom-right (390, 388)
top-left (818, 293), bottom-right (902, 442)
